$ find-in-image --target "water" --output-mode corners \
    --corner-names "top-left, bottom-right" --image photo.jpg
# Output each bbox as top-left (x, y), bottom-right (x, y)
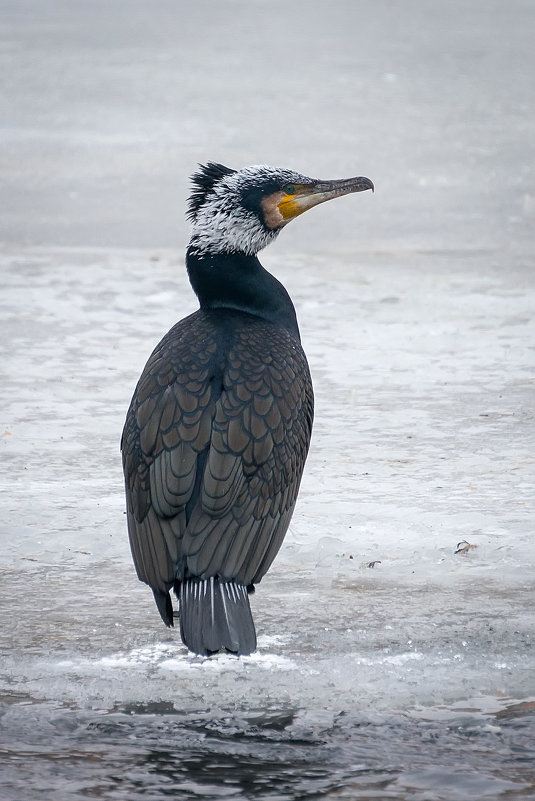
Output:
top-left (1, 2), bottom-right (535, 799)
top-left (1, 696), bottom-right (533, 800)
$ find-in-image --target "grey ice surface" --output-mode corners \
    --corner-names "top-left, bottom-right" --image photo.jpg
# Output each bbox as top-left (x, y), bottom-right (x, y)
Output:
top-left (1, 1), bottom-right (534, 800)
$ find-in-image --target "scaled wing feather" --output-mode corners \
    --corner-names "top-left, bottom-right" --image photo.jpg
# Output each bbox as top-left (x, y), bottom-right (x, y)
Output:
top-left (121, 310), bottom-right (313, 601)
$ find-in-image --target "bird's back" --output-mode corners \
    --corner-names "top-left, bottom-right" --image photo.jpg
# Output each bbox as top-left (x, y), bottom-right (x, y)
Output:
top-left (121, 307), bottom-right (313, 654)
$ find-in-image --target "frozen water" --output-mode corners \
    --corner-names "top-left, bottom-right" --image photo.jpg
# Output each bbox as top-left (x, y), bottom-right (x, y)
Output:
top-left (1, 1), bottom-right (534, 799)
top-left (2, 249), bottom-right (534, 800)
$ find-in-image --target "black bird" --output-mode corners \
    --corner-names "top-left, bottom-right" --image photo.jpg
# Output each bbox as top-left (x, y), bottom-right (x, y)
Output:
top-left (121, 163), bottom-right (373, 656)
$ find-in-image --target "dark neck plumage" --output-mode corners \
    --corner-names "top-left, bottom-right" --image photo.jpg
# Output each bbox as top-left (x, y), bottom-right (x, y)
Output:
top-left (186, 247), bottom-right (300, 339)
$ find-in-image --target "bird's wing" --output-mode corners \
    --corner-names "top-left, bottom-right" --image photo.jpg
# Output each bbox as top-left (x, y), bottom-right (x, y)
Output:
top-left (121, 314), bottom-right (217, 596)
top-left (181, 322), bottom-right (314, 586)
top-left (122, 313), bottom-right (313, 599)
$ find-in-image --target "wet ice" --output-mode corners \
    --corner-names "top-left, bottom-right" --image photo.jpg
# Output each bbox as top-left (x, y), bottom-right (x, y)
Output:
top-left (1, 247), bottom-right (534, 798)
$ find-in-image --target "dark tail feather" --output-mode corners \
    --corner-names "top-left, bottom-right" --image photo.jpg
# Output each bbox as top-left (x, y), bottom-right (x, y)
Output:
top-left (178, 577), bottom-right (256, 656)
top-left (153, 588), bottom-right (174, 627)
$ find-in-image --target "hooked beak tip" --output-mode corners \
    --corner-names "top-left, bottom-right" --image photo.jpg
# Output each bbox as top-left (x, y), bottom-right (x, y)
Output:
top-left (359, 177), bottom-right (374, 194)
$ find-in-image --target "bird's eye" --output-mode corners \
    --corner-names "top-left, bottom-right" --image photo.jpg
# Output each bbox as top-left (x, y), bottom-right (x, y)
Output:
top-left (283, 184), bottom-right (295, 195)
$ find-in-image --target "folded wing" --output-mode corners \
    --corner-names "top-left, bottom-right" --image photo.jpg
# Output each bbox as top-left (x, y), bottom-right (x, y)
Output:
top-left (121, 311), bottom-right (313, 623)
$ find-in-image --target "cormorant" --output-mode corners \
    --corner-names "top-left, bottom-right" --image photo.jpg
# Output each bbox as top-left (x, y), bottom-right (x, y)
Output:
top-left (121, 163), bottom-right (373, 656)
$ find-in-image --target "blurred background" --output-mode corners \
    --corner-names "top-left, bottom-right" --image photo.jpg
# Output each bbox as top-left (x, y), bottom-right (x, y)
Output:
top-left (2, 0), bottom-right (533, 256)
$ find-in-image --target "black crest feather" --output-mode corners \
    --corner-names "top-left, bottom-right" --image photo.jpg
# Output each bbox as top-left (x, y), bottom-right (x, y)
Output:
top-left (187, 162), bottom-right (237, 221)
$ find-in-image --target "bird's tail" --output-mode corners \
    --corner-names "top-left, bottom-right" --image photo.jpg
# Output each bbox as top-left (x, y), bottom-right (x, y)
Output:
top-left (178, 576), bottom-right (256, 656)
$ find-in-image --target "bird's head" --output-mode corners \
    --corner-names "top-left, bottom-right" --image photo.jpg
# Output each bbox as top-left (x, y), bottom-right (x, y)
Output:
top-left (187, 162), bottom-right (374, 257)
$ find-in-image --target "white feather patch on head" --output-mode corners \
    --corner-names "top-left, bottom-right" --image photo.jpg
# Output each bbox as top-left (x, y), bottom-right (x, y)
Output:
top-left (188, 164), bottom-right (312, 256)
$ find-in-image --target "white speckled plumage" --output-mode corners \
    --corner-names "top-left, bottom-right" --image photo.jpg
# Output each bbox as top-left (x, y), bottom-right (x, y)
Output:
top-left (188, 164), bottom-right (313, 257)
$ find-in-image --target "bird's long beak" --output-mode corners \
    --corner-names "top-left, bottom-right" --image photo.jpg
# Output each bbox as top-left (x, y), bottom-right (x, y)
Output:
top-left (277, 175), bottom-right (374, 222)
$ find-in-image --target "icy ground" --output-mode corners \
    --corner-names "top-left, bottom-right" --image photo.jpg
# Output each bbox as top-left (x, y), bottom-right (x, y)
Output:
top-left (1, 245), bottom-right (534, 799)
top-left (1, 0), bottom-right (535, 799)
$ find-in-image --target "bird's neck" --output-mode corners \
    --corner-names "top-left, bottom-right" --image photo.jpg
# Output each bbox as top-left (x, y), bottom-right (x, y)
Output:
top-left (186, 248), bottom-right (300, 339)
